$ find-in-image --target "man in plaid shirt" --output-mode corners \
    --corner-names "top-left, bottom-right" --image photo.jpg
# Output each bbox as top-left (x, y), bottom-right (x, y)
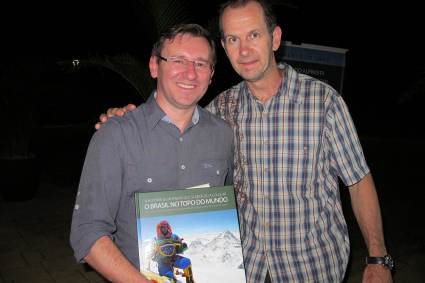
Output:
top-left (205, 1), bottom-right (392, 282)
top-left (100, 1), bottom-right (393, 282)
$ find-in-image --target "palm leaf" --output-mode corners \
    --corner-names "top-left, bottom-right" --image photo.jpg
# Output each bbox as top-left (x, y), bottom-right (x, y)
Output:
top-left (131, 0), bottom-right (191, 43)
top-left (59, 53), bottom-right (155, 101)
top-left (400, 64), bottom-right (425, 103)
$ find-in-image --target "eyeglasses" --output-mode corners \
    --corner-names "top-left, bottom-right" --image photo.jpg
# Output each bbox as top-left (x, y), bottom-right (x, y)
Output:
top-left (158, 56), bottom-right (213, 72)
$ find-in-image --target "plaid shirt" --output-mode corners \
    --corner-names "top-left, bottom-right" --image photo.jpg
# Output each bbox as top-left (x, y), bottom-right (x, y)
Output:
top-left (206, 63), bottom-right (369, 283)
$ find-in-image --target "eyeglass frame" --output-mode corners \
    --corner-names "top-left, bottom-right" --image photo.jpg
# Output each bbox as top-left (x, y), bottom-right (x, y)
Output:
top-left (158, 56), bottom-right (214, 71)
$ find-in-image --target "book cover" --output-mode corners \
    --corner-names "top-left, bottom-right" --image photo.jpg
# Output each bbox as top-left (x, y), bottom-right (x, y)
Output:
top-left (135, 185), bottom-right (246, 283)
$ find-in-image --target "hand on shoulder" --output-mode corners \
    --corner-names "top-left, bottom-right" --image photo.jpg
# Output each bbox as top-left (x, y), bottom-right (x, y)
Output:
top-left (95, 104), bottom-right (137, 130)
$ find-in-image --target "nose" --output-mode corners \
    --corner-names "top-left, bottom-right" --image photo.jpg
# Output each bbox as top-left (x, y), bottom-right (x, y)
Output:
top-left (184, 61), bottom-right (197, 80)
top-left (239, 39), bottom-right (252, 57)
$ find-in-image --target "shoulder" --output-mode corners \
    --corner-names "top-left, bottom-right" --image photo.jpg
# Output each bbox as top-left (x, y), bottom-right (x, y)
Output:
top-left (207, 81), bottom-right (245, 107)
top-left (103, 104), bottom-right (145, 130)
top-left (210, 81), bottom-right (245, 105)
top-left (280, 62), bottom-right (340, 105)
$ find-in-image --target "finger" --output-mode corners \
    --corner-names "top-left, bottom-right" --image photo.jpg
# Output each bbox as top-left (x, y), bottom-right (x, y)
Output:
top-left (99, 114), bottom-right (108, 123)
top-left (95, 122), bottom-right (101, 130)
top-left (115, 109), bottom-right (125, 116)
top-left (122, 104), bottom-right (136, 112)
top-left (106, 107), bottom-right (119, 117)
top-left (127, 104), bottom-right (136, 110)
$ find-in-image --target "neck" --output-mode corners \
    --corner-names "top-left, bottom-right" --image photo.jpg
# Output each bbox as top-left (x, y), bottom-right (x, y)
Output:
top-left (246, 62), bottom-right (284, 104)
top-left (163, 105), bottom-right (196, 133)
top-left (155, 94), bottom-right (196, 133)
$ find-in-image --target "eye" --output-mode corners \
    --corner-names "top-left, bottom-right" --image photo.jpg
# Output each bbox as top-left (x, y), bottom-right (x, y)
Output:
top-left (170, 58), bottom-right (186, 66)
top-left (195, 62), bottom-right (207, 68)
top-left (250, 32), bottom-right (260, 39)
top-left (228, 37), bottom-right (239, 44)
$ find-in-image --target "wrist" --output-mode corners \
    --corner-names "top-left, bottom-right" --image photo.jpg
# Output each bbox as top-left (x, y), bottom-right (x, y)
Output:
top-left (366, 255), bottom-right (393, 270)
top-left (368, 245), bottom-right (387, 257)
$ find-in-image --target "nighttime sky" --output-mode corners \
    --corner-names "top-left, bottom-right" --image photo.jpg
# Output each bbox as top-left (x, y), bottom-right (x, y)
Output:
top-left (1, 0), bottom-right (424, 136)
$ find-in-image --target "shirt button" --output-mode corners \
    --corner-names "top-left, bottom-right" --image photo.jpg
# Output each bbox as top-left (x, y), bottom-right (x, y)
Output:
top-left (264, 141), bottom-right (268, 145)
top-left (75, 205), bottom-right (79, 209)
top-left (181, 165), bottom-right (185, 170)
top-left (217, 170), bottom-right (220, 174)
top-left (264, 113), bottom-right (268, 118)
top-left (267, 249), bottom-right (271, 253)
top-left (167, 120), bottom-right (171, 123)
top-left (264, 168), bottom-right (268, 172)
top-left (304, 146), bottom-right (308, 150)
top-left (265, 196), bottom-right (269, 200)
top-left (266, 222), bottom-right (270, 226)
top-left (180, 137), bottom-right (183, 142)
top-left (147, 178), bottom-right (152, 183)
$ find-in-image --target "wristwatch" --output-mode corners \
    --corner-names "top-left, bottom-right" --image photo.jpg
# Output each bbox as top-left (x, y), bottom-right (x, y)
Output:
top-left (366, 255), bottom-right (393, 270)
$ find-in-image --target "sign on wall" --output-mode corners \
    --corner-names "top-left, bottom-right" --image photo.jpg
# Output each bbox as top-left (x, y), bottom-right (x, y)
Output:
top-left (276, 41), bottom-right (348, 95)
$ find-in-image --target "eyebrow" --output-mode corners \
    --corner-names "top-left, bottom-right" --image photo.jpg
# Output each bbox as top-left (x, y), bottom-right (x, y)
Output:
top-left (225, 29), bottom-right (262, 38)
top-left (169, 55), bottom-right (211, 62)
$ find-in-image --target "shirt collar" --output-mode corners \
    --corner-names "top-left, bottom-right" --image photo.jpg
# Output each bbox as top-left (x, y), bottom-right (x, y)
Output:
top-left (241, 63), bottom-right (304, 105)
top-left (278, 62), bottom-right (304, 104)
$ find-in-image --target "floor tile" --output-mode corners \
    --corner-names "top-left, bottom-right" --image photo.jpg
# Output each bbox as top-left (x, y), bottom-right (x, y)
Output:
top-left (50, 269), bottom-right (89, 283)
top-left (1, 262), bottom-right (49, 282)
top-left (38, 238), bottom-right (74, 260)
top-left (0, 240), bottom-right (30, 256)
top-left (0, 253), bottom-right (27, 272)
top-left (42, 255), bottom-right (81, 274)
top-left (21, 249), bottom-right (46, 264)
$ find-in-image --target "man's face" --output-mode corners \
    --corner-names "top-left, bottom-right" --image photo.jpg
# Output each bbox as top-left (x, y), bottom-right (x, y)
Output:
top-left (160, 224), bottom-right (168, 235)
top-left (150, 34), bottom-right (214, 111)
top-left (221, 1), bottom-right (281, 83)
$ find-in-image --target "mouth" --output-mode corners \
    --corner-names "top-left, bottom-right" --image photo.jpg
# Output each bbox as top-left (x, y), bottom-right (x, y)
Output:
top-left (177, 83), bottom-right (196, 89)
top-left (239, 58), bottom-right (258, 66)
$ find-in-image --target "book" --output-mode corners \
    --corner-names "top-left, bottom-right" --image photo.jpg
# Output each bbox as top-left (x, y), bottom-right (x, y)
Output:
top-left (135, 185), bottom-right (246, 283)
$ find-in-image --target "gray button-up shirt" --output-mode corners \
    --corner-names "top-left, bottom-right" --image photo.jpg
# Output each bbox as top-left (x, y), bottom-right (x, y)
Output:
top-left (70, 94), bottom-right (234, 269)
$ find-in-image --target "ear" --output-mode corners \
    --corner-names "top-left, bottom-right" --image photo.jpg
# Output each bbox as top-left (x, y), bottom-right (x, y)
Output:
top-left (209, 69), bottom-right (215, 85)
top-left (272, 26), bottom-right (282, 51)
top-left (221, 39), bottom-right (229, 56)
top-left (149, 56), bottom-right (158, 78)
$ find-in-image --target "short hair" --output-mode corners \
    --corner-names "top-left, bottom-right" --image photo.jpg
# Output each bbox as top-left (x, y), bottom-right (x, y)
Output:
top-left (219, 0), bottom-right (277, 40)
top-left (151, 23), bottom-right (217, 69)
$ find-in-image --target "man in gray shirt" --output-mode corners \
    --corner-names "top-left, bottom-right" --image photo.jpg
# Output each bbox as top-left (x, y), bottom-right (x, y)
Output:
top-left (70, 23), bottom-right (234, 283)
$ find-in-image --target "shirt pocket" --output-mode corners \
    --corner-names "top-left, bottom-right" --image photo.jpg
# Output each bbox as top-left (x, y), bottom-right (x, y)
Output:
top-left (125, 163), bottom-right (171, 195)
top-left (198, 158), bottom-right (229, 187)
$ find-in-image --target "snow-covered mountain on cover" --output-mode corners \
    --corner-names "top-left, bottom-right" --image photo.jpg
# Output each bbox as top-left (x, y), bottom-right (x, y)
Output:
top-left (184, 230), bottom-right (244, 270)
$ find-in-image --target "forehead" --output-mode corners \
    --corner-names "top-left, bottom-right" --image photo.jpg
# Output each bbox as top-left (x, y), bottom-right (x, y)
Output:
top-left (221, 2), bottom-right (267, 36)
top-left (162, 33), bottom-right (212, 60)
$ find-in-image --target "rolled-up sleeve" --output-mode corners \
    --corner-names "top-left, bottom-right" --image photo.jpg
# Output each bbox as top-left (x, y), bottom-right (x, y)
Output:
top-left (70, 120), bottom-right (124, 262)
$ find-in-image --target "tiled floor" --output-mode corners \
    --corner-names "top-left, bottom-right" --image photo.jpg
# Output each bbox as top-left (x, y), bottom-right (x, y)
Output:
top-left (0, 181), bottom-right (107, 283)
top-left (1, 181), bottom-right (424, 282)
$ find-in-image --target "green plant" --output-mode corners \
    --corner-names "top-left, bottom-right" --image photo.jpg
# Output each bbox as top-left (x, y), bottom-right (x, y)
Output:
top-left (0, 55), bottom-right (69, 158)
top-left (59, 53), bottom-right (155, 102)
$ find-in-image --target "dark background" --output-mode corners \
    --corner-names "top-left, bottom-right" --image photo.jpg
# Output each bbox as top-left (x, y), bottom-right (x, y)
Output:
top-left (1, 0), bottom-right (424, 137)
